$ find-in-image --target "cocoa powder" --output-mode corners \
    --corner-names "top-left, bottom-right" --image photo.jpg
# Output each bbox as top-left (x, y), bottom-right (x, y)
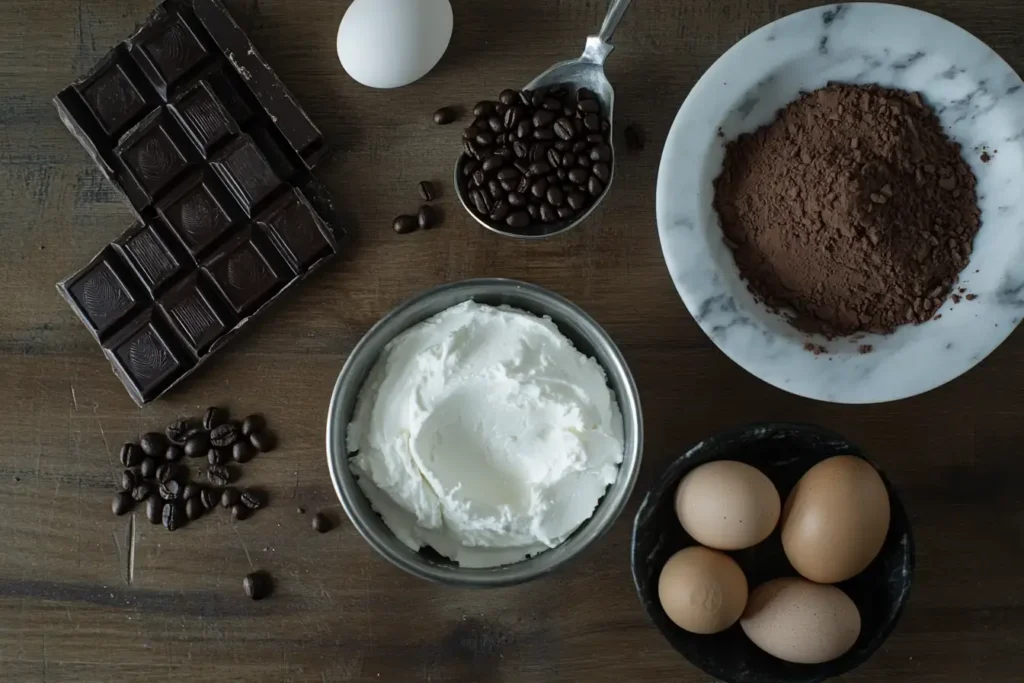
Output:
top-left (713, 83), bottom-right (980, 337)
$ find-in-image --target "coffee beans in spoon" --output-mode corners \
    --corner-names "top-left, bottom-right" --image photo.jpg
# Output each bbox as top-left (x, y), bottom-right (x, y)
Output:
top-left (459, 85), bottom-right (611, 235)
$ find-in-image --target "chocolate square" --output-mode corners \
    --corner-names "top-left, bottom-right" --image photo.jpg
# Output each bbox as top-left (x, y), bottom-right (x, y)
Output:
top-left (203, 229), bottom-right (287, 315)
top-left (76, 52), bottom-right (150, 138)
top-left (158, 272), bottom-right (233, 355)
top-left (116, 108), bottom-right (193, 199)
top-left (130, 8), bottom-right (209, 95)
top-left (169, 79), bottom-right (238, 155)
top-left (115, 221), bottom-right (184, 295)
top-left (256, 189), bottom-right (334, 272)
top-left (156, 170), bottom-right (241, 257)
top-left (107, 311), bottom-right (190, 402)
top-left (209, 134), bottom-right (281, 215)
top-left (63, 249), bottom-right (145, 340)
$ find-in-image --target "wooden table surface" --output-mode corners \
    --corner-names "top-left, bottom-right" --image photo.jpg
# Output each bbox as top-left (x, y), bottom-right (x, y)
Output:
top-left (2, 0), bottom-right (1023, 680)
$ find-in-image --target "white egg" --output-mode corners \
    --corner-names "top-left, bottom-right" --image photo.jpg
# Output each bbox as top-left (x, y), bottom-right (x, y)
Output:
top-left (337, 0), bottom-right (453, 89)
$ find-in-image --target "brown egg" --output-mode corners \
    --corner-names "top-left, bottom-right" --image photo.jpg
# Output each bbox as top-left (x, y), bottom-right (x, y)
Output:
top-left (657, 546), bottom-right (748, 635)
top-left (674, 460), bottom-right (781, 550)
top-left (781, 455), bottom-right (890, 583)
top-left (741, 577), bottom-right (861, 664)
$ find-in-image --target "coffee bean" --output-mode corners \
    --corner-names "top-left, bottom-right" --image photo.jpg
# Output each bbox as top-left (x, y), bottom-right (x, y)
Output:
top-left (184, 433), bottom-right (209, 459)
top-left (158, 480), bottom-right (182, 501)
top-left (463, 139), bottom-right (481, 160)
top-left (554, 140), bottom-right (570, 152)
top-left (578, 154), bottom-right (592, 169)
top-left (529, 161), bottom-right (553, 177)
top-left (241, 490), bottom-right (264, 510)
top-left (462, 125), bottom-right (479, 141)
top-left (554, 117), bottom-right (576, 141)
top-left (583, 113), bottom-right (600, 132)
top-left (529, 88), bottom-right (547, 107)
top-left (112, 491), bottom-right (132, 515)
top-left (200, 488), bottom-right (219, 510)
top-left (131, 483), bottom-right (151, 502)
top-left (556, 168), bottom-right (567, 181)
top-left (232, 439), bottom-right (256, 464)
top-left (593, 162), bottom-right (611, 184)
top-left (516, 174), bottom-right (531, 194)
top-left (462, 160), bottom-right (479, 178)
top-left (221, 487), bottom-right (240, 508)
top-left (471, 169), bottom-right (485, 187)
top-left (166, 419), bottom-right (190, 445)
top-left (208, 448), bottom-right (227, 466)
top-left (562, 183), bottom-right (574, 195)
top-left (578, 98), bottom-right (600, 114)
top-left (512, 141), bottom-right (528, 159)
top-left (485, 116), bottom-right (502, 134)
top-left (507, 191), bottom-right (527, 207)
top-left (563, 105), bottom-right (575, 118)
top-left (568, 192), bottom-right (587, 210)
top-left (156, 462), bottom-right (181, 483)
top-left (140, 457), bottom-right (157, 479)
top-left (250, 431), bottom-right (276, 453)
top-left (558, 152), bottom-right (576, 168)
top-left (183, 483), bottom-right (202, 501)
top-left (165, 444), bottom-right (184, 462)
top-left (547, 148), bottom-right (562, 168)
top-left (393, 215), bottom-right (418, 235)
top-left (542, 98), bottom-right (561, 111)
top-left (506, 211), bottom-right (530, 229)
top-left (312, 513), bottom-right (332, 533)
top-left (530, 179), bottom-right (548, 199)
top-left (540, 203), bottom-right (557, 223)
top-left (568, 168), bottom-right (588, 185)
top-left (162, 500), bottom-right (183, 531)
top-left (417, 181), bottom-right (436, 202)
top-left (590, 143), bottom-right (612, 162)
top-left (487, 180), bottom-right (503, 199)
top-left (517, 89), bottom-right (533, 106)
top-left (471, 189), bottom-right (491, 215)
top-left (472, 101), bottom-right (494, 117)
top-left (210, 423), bottom-right (240, 448)
top-left (585, 133), bottom-right (603, 145)
top-left (119, 443), bottom-right (141, 468)
top-left (203, 407), bottom-right (227, 431)
top-left (475, 131), bottom-right (494, 147)
top-left (513, 159), bottom-right (530, 176)
top-left (533, 128), bottom-right (555, 141)
top-left (588, 176), bottom-right (605, 197)
top-left (546, 173), bottom-right (559, 186)
top-left (495, 133), bottom-right (507, 147)
top-left (503, 105), bottom-right (524, 130)
top-left (546, 186), bottom-right (565, 207)
top-left (481, 155), bottom-right (504, 173)
top-left (499, 178), bottom-right (517, 192)
top-left (527, 204), bottom-right (540, 221)
top-left (528, 143), bottom-right (547, 164)
top-left (495, 166), bottom-right (519, 182)
top-left (557, 205), bottom-right (575, 219)
top-left (146, 496), bottom-right (163, 524)
top-left (243, 571), bottom-right (272, 600)
top-left (498, 89), bottom-right (518, 105)
top-left (532, 110), bottom-right (555, 128)
top-left (231, 503), bottom-right (250, 521)
top-left (121, 469), bottom-right (137, 492)
top-left (185, 497), bottom-right (204, 521)
top-left (488, 200), bottom-right (510, 221)
top-left (433, 106), bottom-right (456, 125)
top-left (139, 432), bottom-right (167, 458)
top-left (207, 465), bottom-right (232, 487)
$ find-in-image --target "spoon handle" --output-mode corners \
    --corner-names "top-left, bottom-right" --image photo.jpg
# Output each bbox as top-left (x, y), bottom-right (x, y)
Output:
top-left (597, 0), bottom-right (632, 44)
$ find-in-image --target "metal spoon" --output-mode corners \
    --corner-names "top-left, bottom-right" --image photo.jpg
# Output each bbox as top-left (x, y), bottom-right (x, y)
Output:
top-left (455, 0), bottom-right (632, 239)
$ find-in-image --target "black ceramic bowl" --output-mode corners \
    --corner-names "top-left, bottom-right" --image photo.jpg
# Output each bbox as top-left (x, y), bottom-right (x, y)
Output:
top-left (631, 423), bottom-right (913, 683)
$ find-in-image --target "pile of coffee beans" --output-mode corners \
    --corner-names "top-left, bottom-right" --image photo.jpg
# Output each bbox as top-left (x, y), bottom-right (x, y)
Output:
top-left (111, 407), bottom-right (276, 531)
top-left (392, 180), bottom-right (443, 235)
top-left (458, 85), bottom-right (612, 234)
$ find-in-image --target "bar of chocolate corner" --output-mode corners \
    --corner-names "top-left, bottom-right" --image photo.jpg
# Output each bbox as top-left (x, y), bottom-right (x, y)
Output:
top-left (54, 0), bottom-right (343, 405)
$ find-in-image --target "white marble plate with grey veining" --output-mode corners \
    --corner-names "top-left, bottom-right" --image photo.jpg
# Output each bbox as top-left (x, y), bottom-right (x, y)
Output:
top-left (656, 2), bottom-right (1024, 404)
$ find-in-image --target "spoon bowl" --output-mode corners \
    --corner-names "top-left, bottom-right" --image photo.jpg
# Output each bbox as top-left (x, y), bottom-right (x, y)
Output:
top-left (454, 0), bottom-right (632, 239)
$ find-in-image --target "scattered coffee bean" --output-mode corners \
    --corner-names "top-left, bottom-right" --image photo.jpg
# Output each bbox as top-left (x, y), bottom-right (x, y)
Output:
top-left (250, 431), bottom-right (276, 453)
top-left (546, 186), bottom-right (565, 207)
top-left (158, 480), bottom-right (182, 501)
top-left (588, 176), bottom-right (605, 197)
top-left (220, 487), bottom-right (241, 508)
top-left (210, 422), bottom-right (240, 448)
top-left (624, 124), bottom-right (644, 151)
top-left (146, 496), bottom-right (163, 524)
top-left (140, 457), bottom-right (157, 479)
top-left (139, 432), bottom-right (167, 458)
top-left (417, 181), bottom-right (436, 202)
top-left (312, 512), bottom-right (332, 533)
top-left (164, 444), bottom-right (184, 462)
top-left (131, 483), bottom-right (151, 502)
top-left (200, 488), bottom-right (220, 510)
top-left (472, 101), bottom-right (493, 117)
top-left (203, 407), bottom-right (227, 431)
top-left (156, 462), bottom-right (180, 483)
top-left (393, 214), bottom-right (418, 234)
top-left (593, 162), bottom-right (611, 184)
top-left (112, 491), bottom-right (132, 516)
top-left (208, 448), bottom-right (227, 466)
top-left (498, 89), bottom-right (518, 105)
top-left (433, 106), bottom-right (457, 125)
top-left (207, 464), bottom-right (232, 487)
top-left (231, 503), bottom-right (250, 521)
top-left (243, 571), bottom-right (272, 600)
top-left (184, 433), bottom-right (209, 459)
top-left (166, 419), bottom-right (191, 445)
top-left (241, 490), bottom-right (264, 510)
top-left (417, 205), bottom-right (437, 231)
top-left (119, 443), bottom-right (141, 468)
top-left (232, 440), bottom-right (255, 464)
top-left (120, 469), bottom-right (137, 492)
top-left (162, 500), bottom-right (183, 531)
top-left (183, 483), bottom-right (202, 501)
top-left (554, 117), bottom-right (575, 141)
top-left (185, 497), bottom-right (204, 521)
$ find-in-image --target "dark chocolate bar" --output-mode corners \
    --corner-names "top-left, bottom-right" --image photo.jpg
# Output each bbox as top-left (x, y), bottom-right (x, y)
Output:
top-left (55, 0), bottom-right (343, 405)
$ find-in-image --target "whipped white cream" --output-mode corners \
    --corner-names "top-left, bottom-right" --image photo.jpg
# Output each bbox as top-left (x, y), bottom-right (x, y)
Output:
top-left (347, 301), bottom-right (624, 568)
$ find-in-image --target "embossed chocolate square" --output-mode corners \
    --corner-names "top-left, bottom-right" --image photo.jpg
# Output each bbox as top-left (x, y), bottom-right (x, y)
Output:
top-left (116, 108), bottom-right (198, 202)
top-left (203, 228), bottom-right (289, 316)
top-left (156, 169), bottom-right (242, 257)
top-left (157, 272), bottom-right (234, 355)
top-left (60, 248), bottom-right (146, 341)
top-left (256, 189), bottom-right (336, 272)
top-left (115, 220), bottom-right (186, 295)
top-left (128, 5), bottom-right (210, 97)
top-left (210, 134), bottom-right (283, 216)
top-left (106, 311), bottom-right (192, 403)
top-left (75, 50), bottom-right (156, 139)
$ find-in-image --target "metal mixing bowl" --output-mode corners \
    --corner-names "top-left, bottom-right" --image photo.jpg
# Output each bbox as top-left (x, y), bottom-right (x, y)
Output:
top-left (325, 279), bottom-right (643, 587)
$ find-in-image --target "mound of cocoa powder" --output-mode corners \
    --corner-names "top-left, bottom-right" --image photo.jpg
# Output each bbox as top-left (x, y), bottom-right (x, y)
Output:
top-left (713, 83), bottom-right (980, 337)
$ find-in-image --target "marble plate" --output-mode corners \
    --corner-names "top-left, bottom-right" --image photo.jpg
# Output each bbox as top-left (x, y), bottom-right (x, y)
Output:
top-left (656, 3), bottom-right (1024, 403)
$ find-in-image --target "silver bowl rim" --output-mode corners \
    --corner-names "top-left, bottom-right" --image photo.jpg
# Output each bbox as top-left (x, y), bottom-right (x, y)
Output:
top-left (325, 278), bottom-right (643, 587)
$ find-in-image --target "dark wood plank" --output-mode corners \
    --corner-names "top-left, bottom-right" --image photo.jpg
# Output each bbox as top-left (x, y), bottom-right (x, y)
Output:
top-left (1, 0), bottom-right (1023, 681)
